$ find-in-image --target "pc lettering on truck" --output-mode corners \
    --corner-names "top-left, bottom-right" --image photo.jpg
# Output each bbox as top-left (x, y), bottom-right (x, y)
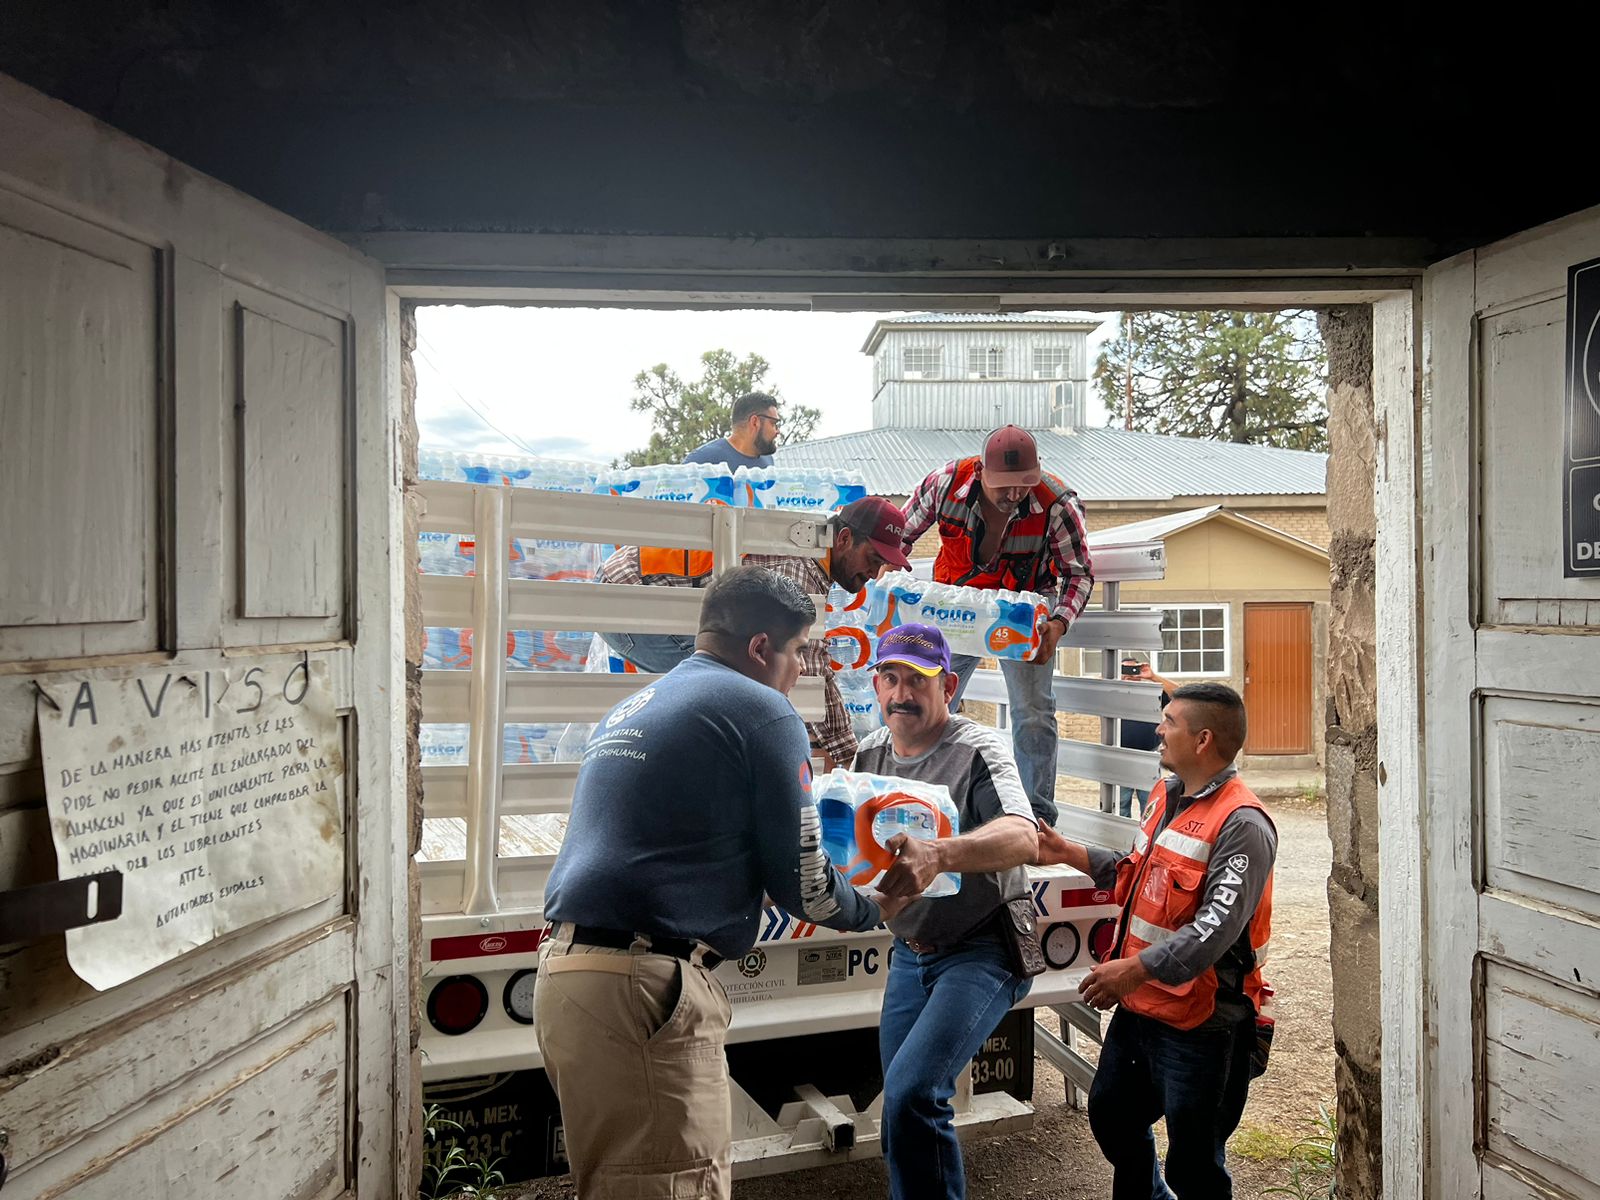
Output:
top-left (412, 454), bottom-right (1166, 1183)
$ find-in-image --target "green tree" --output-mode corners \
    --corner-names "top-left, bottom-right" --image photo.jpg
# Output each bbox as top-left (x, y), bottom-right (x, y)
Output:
top-left (1093, 311), bottom-right (1329, 451)
top-left (626, 349), bottom-right (821, 465)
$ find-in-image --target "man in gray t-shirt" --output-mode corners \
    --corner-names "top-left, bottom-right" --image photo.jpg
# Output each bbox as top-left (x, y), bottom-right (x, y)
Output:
top-left (854, 623), bottom-right (1039, 1200)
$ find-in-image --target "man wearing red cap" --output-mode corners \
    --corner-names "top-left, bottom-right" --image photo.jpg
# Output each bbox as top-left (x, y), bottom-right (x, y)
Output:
top-left (598, 496), bottom-right (912, 768)
top-left (899, 425), bottom-right (1095, 824)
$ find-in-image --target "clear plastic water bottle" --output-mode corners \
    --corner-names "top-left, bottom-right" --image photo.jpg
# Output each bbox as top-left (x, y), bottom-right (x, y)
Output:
top-left (554, 722), bottom-right (593, 761)
top-left (419, 723), bottom-right (470, 765)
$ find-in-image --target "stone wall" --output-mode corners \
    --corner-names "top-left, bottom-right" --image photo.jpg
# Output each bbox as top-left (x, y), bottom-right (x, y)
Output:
top-left (1320, 305), bottom-right (1381, 1200)
top-left (399, 302), bottom-right (425, 1194)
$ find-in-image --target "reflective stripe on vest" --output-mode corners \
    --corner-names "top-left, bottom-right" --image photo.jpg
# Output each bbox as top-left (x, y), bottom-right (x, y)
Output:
top-left (1113, 775), bottom-right (1275, 1031)
top-left (931, 457), bottom-right (1073, 592)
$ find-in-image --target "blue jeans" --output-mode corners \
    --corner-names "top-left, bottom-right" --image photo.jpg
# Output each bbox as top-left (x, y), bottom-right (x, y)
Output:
top-left (598, 630), bottom-right (696, 674)
top-left (950, 653), bottom-right (1058, 825)
top-left (1087, 1009), bottom-right (1255, 1200)
top-left (1118, 787), bottom-right (1150, 819)
top-left (879, 937), bottom-right (1032, 1200)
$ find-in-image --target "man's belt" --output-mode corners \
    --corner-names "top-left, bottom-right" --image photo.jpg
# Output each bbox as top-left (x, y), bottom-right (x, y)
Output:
top-left (570, 924), bottom-right (724, 970)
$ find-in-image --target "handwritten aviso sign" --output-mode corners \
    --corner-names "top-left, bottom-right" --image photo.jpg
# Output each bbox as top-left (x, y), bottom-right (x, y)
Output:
top-left (38, 658), bottom-right (344, 989)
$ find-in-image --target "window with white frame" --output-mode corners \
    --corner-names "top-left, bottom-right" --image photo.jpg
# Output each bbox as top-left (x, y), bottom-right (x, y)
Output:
top-left (967, 346), bottom-right (1004, 378)
top-left (1079, 605), bottom-right (1229, 677)
top-left (1032, 346), bottom-right (1072, 379)
top-left (903, 346), bottom-right (943, 378)
top-left (1156, 605), bottom-right (1229, 675)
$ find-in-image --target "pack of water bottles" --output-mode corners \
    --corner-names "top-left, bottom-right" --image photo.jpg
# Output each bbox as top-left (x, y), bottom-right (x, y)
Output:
top-left (832, 669), bottom-right (883, 740)
top-left (417, 532), bottom-right (601, 583)
top-left (419, 722), bottom-right (594, 765)
top-left (422, 627), bottom-right (595, 673)
top-left (858, 572), bottom-right (1051, 661)
top-left (735, 466), bottom-right (867, 512)
top-left (418, 449), bottom-right (597, 492)
top-left (595, 463), bottom-right (738, 507)
top-left (814, 770), bottom-right (961, 898)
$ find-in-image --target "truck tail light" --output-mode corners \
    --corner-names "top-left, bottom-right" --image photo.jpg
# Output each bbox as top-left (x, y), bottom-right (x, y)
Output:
top-left (1087, 918), bottom-right (1117, 963)
top-left (428, 975), bottom-right (489, 1036)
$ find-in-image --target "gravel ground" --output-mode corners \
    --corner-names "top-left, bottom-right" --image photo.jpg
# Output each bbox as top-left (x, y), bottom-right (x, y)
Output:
top-left (507, 790), bottom-right (1335, 1200)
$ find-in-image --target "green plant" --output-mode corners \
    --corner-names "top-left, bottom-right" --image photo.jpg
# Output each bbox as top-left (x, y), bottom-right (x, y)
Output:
top-left (1261, 1105), bottom-right (1338, 1199)
top-left (421, 1103), bottom-right (508, 1199)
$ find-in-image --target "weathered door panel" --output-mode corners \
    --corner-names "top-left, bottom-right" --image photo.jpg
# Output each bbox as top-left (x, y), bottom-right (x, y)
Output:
top-left (0, 74), bottom-right (405, 1198)
top-left (1423, 206), bottom-right (1600, 1200)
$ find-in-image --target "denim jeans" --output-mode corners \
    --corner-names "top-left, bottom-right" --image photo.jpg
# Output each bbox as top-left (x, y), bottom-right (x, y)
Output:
top-left (598, 630), bottom-right (696, 674)
top-left (950, 653), bottom-right (1059, 825)
top-left (1087, 1009), bottom-right (1256, 1200)
top-left (1117, 787), bottom-right (1150, 819)
top-left (879, 937), bottom-right (1032, 1200)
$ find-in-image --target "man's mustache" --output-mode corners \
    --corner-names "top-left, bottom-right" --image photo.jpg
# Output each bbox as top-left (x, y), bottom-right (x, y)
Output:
top-left (886, 702), bottom-right (922, 716)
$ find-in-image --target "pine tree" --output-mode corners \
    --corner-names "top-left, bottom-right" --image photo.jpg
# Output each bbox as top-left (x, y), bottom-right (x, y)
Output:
top-left (626, 349), bottom-right (820, 465)
top-left (1093, 311), bottom-right (1328, 451)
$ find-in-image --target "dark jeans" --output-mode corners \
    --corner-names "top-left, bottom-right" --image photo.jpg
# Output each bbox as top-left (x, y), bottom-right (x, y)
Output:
top-left (1087, 1009), bottom-right (1255, 1200)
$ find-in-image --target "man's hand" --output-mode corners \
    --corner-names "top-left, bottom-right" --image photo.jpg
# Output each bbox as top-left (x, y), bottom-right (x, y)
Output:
top-left (1035, 823), bottom-right (1081, 868)
top-left (876, 833), bottom-right (946, 898)
top-left (1077, 955), bottom-right (1151, 1010)
top-left (1029, 615), bottom-right (1068, 663)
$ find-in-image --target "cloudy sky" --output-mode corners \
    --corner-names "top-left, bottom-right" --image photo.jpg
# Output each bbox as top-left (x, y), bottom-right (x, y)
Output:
top-left (415, 305), bottom-right (1119, 464)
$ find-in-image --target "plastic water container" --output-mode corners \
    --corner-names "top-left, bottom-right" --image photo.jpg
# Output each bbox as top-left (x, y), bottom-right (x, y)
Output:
top-left (595, 463), bottom-right (737, 507)
top-left (507, 629), bottom-right (594, 672)
top-left (583, 634), bottom-right (642, 674)
top-left (985, 589), bottom-right (1052, 661)
top-left (814, 770), bottom-right (961, 898)
top-left (503, 724), bottom-right (558, 765)
top-left (554, 723), bottom-right (593, 762)
top-left (734, 466), bottom-right (869, 512)
top-left (417, 531), bottom-right (475, 576)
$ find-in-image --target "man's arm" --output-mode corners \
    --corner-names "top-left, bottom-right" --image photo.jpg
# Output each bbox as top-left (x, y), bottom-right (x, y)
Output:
top-left (898, 462), bottom-right (954, 555)
top-left (747, 713), bottom-right (882, 932)
top-left (878, 815), bottom-right (1038, 897)
top-left (1136, 808), bottom-right (1277, 986)
top-left (1036, 824), bottom-right (1126, 889)
top-left (1045, 487), bottom-right (1095, 627)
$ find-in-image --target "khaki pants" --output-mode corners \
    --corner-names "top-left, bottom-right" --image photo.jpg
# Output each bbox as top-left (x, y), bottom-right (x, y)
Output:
top-left (534, 927), bottom-right (733, 1199)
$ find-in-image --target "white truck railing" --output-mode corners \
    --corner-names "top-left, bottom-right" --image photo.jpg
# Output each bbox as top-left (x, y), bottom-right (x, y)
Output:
top-left (415, 480), bottom-right (1169, 1172)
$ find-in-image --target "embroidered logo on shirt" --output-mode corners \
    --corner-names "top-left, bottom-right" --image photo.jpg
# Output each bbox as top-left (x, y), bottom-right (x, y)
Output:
top-left (1229, 854), bottom-right (1249, 873)
top-left (606, 686), bottom-right (656, 727)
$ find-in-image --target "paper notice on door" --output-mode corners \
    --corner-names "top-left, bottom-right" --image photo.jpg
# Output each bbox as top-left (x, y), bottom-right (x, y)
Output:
top-left (37, 657), bottom-right (344, 990)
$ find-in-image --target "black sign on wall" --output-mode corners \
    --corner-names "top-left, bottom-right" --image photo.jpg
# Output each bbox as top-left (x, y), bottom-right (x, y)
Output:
top-left (1566, 256), bottom-right (1600, 577)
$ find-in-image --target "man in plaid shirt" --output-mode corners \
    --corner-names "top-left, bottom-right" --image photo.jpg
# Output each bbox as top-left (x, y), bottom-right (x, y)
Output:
top-left (598, 496), bottom-right (913, 768)
top-left (899, 425), bottom-right (1094, 824)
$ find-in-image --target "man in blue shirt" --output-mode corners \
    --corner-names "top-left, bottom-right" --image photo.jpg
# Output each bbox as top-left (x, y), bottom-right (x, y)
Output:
top-left (681, 391), bottom-right (781, 469)
top-left (536, 566), bottom-right (901, 1199)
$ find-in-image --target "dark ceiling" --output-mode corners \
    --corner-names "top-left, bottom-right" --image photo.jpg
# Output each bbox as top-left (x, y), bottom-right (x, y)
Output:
top-left (1, 0), bottom-right (1591, 256)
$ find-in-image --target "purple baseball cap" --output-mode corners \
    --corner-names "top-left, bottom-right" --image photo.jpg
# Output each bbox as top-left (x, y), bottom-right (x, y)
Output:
top-left (873, 623), bottom-right (952, 677)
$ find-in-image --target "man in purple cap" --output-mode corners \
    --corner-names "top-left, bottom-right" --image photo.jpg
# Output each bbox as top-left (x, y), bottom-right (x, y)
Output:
top-left (854, 623), bottom-right (1042, 1200)
top-left (598, 496), bottom-right (912, 768)
top-left (899, 425), bottom-right (1095, 824)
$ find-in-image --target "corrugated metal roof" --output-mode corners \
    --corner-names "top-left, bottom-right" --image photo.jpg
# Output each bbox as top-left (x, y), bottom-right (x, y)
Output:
top-left (774, 426), bottom-right (1327, 501)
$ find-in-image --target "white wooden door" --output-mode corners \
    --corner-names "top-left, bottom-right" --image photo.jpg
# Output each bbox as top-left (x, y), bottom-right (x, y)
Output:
top-left (1423, 206), bottom-right (1600, 1200)
top-left (0, 76), bottom-right (407, 1197)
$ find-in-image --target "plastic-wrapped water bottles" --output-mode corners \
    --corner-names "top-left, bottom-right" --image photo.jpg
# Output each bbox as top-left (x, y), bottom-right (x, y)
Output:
top-left (833, 669), bottom-right (883, 740)
top-left (422, 627), bottom-right (475, 671)
top-left (506, 629), bottom-right (594, 672)
top-left (595, 463), bottom-right (737, 506)
top-left (419, 724), bottom-right (470, 765)
top-left (503, 724), bottom-right (559, 765)
top-left (583, 634), bottom-right (642, 674)
top-left (419, 449), bottom-right (598, 492)
top-left (417, 531), bottom-right (476, 576)
top-left (734, 466), bottom-right (868, 512)
top-left (823, 585), bottom-right (876, 671)
top-left (511, 538), bottom-right (600, 583)
top-left (814, 770), bottom-right (962, 897)
top-left (554, 722), bottom-right (593, 762)
top-left (854, 572), bottom-right (1050, 660)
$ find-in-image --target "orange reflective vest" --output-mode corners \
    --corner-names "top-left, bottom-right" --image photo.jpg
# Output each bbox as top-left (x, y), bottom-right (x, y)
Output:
top-left (637, 546), bottom-right (715, 582)
top-left (1111, 775), bottom-right (1274, 1031)
top-left (933, 457), bottom-right (1074, 592)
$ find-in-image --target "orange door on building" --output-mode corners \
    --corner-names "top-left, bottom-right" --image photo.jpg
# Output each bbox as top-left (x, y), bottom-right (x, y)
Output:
top-left (1243, 602), bottom-right (1313, 755)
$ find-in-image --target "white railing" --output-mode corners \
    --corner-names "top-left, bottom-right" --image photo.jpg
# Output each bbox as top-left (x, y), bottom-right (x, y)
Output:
top-left (416, 481), bottom-right (835, 917)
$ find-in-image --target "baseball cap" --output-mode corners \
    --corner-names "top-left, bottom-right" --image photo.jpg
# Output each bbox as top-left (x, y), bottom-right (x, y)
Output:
top-left (982, 425), bottom-right (1043, 488)
top-left (873, 623), bottom-right (952, 677)
top-left (838, 496), bottom-right (912, 569)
